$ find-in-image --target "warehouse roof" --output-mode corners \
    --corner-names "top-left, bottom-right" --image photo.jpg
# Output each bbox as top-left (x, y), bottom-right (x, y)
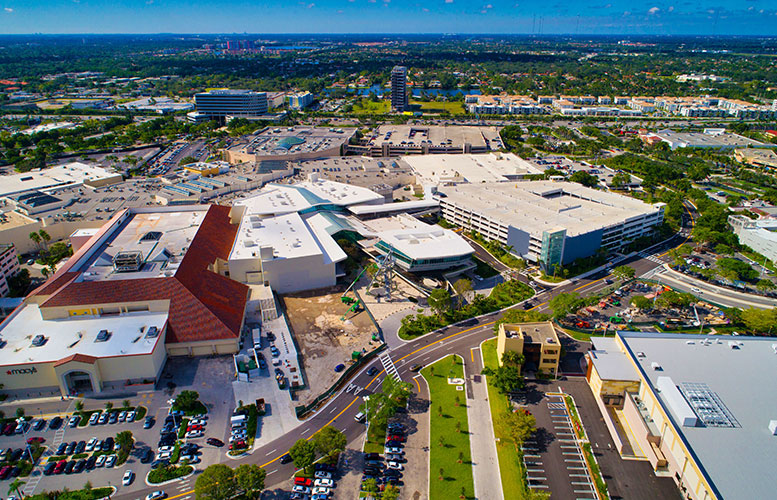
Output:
top-left (0, 162), bottom-right (122, 198)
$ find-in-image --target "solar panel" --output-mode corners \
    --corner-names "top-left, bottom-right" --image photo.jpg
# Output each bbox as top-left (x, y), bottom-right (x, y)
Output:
top-left (679, 382), bottom-right (740, 428)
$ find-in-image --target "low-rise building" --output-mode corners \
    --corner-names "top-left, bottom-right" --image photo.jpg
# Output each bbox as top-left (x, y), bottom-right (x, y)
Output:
top-left (643, 129), bottom-right (771, 150)
top-left (223, 126), bottom-right (354, 163)
top-left (586, 332), bottom-right (777, 500)
top-left (194, 89), bottom-right (268, 119)
top-left (350, 125), bottom-right (503, 157)
top-left (728, 215), bottom-right (777, 263)
top-left (497, 322), bottom-right (560, 376)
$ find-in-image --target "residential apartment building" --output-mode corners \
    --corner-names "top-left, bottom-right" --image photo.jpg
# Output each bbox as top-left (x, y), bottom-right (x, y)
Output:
top-left (288, 92), bottom-right (314, 109)
top-left (390, 66), bottom-right (409, 112)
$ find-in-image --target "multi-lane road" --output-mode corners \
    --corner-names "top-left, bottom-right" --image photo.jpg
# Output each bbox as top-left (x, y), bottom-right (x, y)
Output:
top-left (115, 203), bottom-right (721, 499)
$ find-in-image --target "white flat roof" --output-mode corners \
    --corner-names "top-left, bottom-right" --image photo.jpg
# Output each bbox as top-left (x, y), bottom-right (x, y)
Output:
top-left (0, 162), bottom-right (120, 198)
top-left (348, 200), bottom-right (438, 215)
top-left (618, 332), bottom-right (777, 500)
top-left (231, 211), bottom-right (339, 262)
top-left (438, 181), bottom-right (663, 237)
top-left (234, 178), bottom-right (383, 216)
top-left (0, 304), bottom-right (167, 365)
top-left (404, 153), bottom-right (543, 185)
top-left (363, 214), bottom-right (473, 260)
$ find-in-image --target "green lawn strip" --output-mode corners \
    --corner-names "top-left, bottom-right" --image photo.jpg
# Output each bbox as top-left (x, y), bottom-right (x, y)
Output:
top-left (363, 421), bottom-right (387, 454)
top-left (481, 339), bottom-right (532, 499)
top-left (27, 486), bottom-right (113, 500)
top-left (410, 100), bottom-right (466, 115)
top-left (147, 464), bottom-right (193, 484)
top-left (564, 396), bottom-right (608, 499)
top-left (421, 355), bottom-right (474, 500)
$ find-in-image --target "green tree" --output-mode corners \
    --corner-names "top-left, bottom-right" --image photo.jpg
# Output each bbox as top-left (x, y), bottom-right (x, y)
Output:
top-left (312, 425), bottom-right (346, 458)
top-left (105, 402), bottom-right (113, 411)
top-left (28, 231), bottom-right (41, 251)
top-left (122, 399), bottom-right (131, 409)
top-left (15, 407), bottom-right (24, 418)
top-left (630, 296), bottom-right (653, 311)
top-left (234, 464), bottom-right (266, 498)
top-left (362, 478), bottom-right (379, 496)
top-left (499, 409), bottom-right (537, 446)
top-left (288, 439), bottom-right (316, 474)
top-left (7, 479), bottom-right (25, 498)
top-left (756, 279), bottom-right (776, 291)
top-left (501, 350), bottom-right (524, 367)
top-left (38, 229), bottom-right (51, 250)
top-left (173, 390), bottom-right (201, 412)
top-left (548, 292), bottom-right (582, 319)
top-left (195, 464), bottom-right (237, 500)
top-left (452, 278), bottom-right (473, 305)
top-left (116, 430), bottom-right (134, 453)
top-left (382, 484), bottom-right (400, 500)
top-left (569, 170), bottom-right (599, 188)
top-left (74, 400), bottom-right (84, 412)
top-left (610, 172), bottom-right (631, 188)
top-left (179, 156), bottom-right (198, 165)
top-left (740, 307), bottom-right (777, 334)
top-left (428, 288), bottom-right (452, 318)
top-left (611, 265), bottom-right (635, 282)
top-left (482, 364), bottom-right (523, 395)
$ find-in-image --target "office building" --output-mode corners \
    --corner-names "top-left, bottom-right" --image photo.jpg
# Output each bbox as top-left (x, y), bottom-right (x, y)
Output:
top-left (497, 322), bottom-right (560, 376)
top-left (586, 332), bottom-right (777, 500)
top-left (349, 125), bottom-right (503, 157)
top-left (0, 244), bottom-right (20, 298)
top-left (390, 66), bottom-right (408, 112)
top-left (642, 129), bottom-right (770, 150)
top-left (436, 181), bottom-right (664, 271)
top-left (194, 89), bottom-right (269, 118)
top-left (728, 215), bottom-right (777, 264)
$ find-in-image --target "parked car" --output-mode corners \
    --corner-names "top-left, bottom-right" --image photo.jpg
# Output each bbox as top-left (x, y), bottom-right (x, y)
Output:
top-left (73, 459), bottom-right (86, 473)
top-left (64, 461), bottom-right (76, 474)
top-left (89, 413), bottom-right (100, 425)
top-left (56, 443), bottom-right (67, 455)
top-left (26, 436), bottom-right (45, 445)
top-left (48, 417), bottom-right (63, 430)
top-left (294, 477), bottom-right (313, 486)
top-left (127, 410), bottom-right (136, 421)
top-left (109, 412), bottom-right (119, 424)
top-left (43, 462), bottom-right (56, 476)
top-left (185, 430), bottom-right (203, 439)
top-left (32, 419), bottom-right (46, 431)
top-left (140, 448), bottom-right (154, 464)
top-left (53, 459), bottom-right (67, 474)
top-left (68, 415), bottom-right (80, 428)
top-left (291, 485), bottom-right (311, 494)
top-left (315, 471), bottom-right (332, 480)
top-left (65, 441), bottom-right (77, 455)
top-left (387, 461), bottom-right (403, 470)
top-left (118, 411), bottom-right (128, 423)
top-left (98, 413), bottom-right (109, 425)
top-left (150, 459), bottom-right (169, 469)
top-left (206, 437), bottom-right (224, 447)
top-left (384, 447), bottom-right (403, 455)
top-left (86, 438), bottom-right (99, 452)
top-left (314, 478), bottom-right (334, 488)
top-left (95, 455), bottom-right (107, 468)
top-left (105, 455), bottom-right (117, 468)
top-left (334, 363), bottom-right (345, 372)
top-left (144, 416), bottom-right (155, 429)
top-left (74, 441), bottom-right (86, 454)
top-left (311, 487), bottom-right (330, 496)
top-left (85, 455), bottom-right (97, 470)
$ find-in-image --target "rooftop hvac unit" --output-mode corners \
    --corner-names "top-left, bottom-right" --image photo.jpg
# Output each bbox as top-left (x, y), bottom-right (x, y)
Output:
top-left (146, 326), bottom-right (159, 339)
top-left (651, 362), bottom-right (662, 371)
top-left (31, 334), bottom-right (46, 347)
top-left (95, 330), bottom-right (111, 342)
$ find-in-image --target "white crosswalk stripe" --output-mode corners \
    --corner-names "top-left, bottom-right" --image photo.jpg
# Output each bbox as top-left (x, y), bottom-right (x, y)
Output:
top-left (638, 251), bottom-right (664, 264)
top-left (379, 353), bottom-right (401, 381)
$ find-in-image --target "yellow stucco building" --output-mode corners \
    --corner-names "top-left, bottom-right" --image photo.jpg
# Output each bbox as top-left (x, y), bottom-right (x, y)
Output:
top-left (496, 321), bottom-right (561, 376)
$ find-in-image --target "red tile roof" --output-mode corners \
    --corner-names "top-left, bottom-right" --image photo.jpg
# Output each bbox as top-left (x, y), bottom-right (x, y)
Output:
top-left (54, 353), bottom-right (98, 367)
top-left (35, 206), bottom-right (248, 345)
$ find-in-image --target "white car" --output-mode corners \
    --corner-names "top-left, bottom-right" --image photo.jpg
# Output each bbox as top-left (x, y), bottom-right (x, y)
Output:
top-left (192, 414), bottom-right (208, 420)
top-left (291, 485), bottom-right (310, 494)
top-left (118, 411), bottom-right (127, 422)
top-left (180, 455), bottom-right (200, 464)
top-left (387, 461), bottom-right (403, 470)
top-left (122, 470), bottom-right (134, 486)
top-left (311, 487), bottom-right (330, 496)
top-left (384, 447), bottom-right (403, 455)
top-left (126, 410), bottom-right (136, 421)
top-left (314, 471), bottom-right (332, 479)
top-left (157, 445), bottom-right (175, 453)
top-left (95, 455), bottom-right (107, 467)
top-left (158, 451), bottom-right (172, 460)
top-left (314, 478), bottom-right (334, 488)
top-left (86, 437), bottom-right (99, 452)
top-left (190, 418), bottom-right (207, 426)
top-left (105, 454), bottom-right (117, 468)
top-left (185, 430), bottom-right (203, 439)
top-left (146, 491), bottom-right (166, 500)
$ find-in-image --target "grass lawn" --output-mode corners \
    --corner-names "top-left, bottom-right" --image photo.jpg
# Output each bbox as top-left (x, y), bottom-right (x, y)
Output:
top-left (352, 100), bottom-right (390, 114)
top-left (421, 355), bottom-right (474, 500)
top-left (364, 420), bottom-right (387, 454)
top-left (481, 340), bottom-right (544, 500)
top-left (410, 100), bottom-right (466, 115)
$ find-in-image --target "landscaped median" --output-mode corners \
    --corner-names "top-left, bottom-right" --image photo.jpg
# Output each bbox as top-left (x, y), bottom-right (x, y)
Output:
top-left (481, 339), bottom-right (546, 500)
top-left (421, 355), bottom-right (474, 500)
top-left (564, 395), bottom-right (608, 499)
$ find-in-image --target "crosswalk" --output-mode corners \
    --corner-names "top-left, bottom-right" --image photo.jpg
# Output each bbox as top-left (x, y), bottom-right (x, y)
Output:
top-left (24, 401), bottom-right (77, 496)
top-left (378, 352), bottom-right (401, 381)
top-left (638, 251), bottom-right (665, 264)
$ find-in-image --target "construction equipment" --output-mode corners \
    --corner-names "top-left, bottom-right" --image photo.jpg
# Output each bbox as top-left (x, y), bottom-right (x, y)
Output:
top-left (341, 267), bottom-right (368, 305)
top-left (368, 249), bottom-right (396, 300)
top-left (340, 300), bottom-right (361, 321)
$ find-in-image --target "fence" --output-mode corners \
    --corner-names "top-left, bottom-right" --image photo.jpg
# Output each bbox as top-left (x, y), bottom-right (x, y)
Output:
top-left (294, 343), bottom-right (387, 419)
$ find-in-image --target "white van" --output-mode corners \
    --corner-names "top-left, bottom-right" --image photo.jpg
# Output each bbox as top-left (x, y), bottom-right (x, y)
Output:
top-left (354, 411), bottom-right (366, 423)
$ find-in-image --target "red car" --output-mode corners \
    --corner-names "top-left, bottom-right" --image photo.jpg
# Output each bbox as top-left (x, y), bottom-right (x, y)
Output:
top-left (387, 435), bottom-right (405, 442)
top-left (54, 459), bottom-right (67, 474)
top-left (0, 466), bottom-right (11, 480)
top-left (229, 440), bottom-right (246, 450)
top-left (187, 425), bottom-right (203, 432)
top-left (294, 477), bottom-right (312, 486)
top-left (27, 436), bottom-right (45, 445)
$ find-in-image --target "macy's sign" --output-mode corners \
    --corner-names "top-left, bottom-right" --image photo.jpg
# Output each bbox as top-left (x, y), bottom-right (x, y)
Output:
top-left (6, 367), bottom-right (37, 376)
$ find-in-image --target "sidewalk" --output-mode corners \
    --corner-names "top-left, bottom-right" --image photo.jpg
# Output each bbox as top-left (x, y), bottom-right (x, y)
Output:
top-left (466, 354), bottom-right (503, 500)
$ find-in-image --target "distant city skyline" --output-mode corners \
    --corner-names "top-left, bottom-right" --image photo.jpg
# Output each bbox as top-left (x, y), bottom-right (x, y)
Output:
top-left (2, 0), bottom-right (776, 35)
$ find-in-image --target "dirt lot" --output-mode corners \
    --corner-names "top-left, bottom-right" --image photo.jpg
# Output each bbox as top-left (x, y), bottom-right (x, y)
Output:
top-left (281, 285), bottom-right (381, 406)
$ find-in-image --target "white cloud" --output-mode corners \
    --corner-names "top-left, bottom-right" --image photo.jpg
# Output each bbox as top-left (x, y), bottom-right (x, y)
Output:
top-left (648, 6), bottom-right (660, 14)
top-left (4, 7), bottom-right (13, 12)
top-left (445, 0), bottom-right (454, 3)
top-left (423, 7), bottom-right (429, 11)
top-left (668, 6), bottom-right (674, 12)
top-left (485, 3), bottom-right (493, 8)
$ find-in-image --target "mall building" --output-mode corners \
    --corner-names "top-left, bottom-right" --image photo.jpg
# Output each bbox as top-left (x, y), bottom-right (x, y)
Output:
top-left (0, 205), bottom-right (249, 397)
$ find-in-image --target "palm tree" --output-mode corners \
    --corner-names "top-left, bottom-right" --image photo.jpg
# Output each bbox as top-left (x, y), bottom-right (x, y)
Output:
top-left (8, 478), bottom-right (25, 498)
top-left (38, 229), bottom-right (51, 251)
top-left (29, 232), bottom-right (41, 251)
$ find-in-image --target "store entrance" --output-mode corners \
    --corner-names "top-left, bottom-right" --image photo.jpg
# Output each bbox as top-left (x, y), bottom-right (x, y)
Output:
top-left (64, 371), bottom-right (94, 395)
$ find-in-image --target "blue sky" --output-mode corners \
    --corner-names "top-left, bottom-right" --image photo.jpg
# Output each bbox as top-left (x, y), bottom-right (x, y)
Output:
top-left (1, 0), bottom-right (776, 35)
